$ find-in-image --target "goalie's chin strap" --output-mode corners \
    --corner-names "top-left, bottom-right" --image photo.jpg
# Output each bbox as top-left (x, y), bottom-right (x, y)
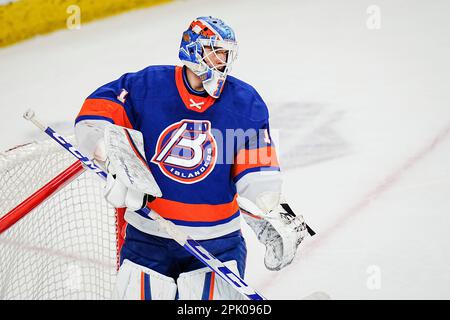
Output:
top-left (279, 203), bottom-right (316, 237)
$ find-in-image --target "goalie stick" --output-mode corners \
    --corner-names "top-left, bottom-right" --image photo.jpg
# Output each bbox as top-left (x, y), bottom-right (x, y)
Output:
top-left (23, 109), bottom-right (265, 301)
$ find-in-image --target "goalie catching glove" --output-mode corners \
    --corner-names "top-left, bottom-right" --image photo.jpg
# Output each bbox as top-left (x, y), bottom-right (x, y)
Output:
top-left (239, 195), bottom-right (315, 271)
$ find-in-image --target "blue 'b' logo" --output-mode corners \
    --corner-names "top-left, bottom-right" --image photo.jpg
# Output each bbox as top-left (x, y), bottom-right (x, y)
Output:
top-left (151, 120), bottom-right (217, 184)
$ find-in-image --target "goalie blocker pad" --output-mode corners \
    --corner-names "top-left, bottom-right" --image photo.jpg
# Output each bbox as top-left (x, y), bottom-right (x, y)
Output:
top-left (104, 124), bottom-right (162, 198)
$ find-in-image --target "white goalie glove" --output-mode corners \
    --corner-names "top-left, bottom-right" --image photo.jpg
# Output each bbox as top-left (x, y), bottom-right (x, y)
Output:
top-left (84, 123), bottom-right (162, 211)
top-left (239, 195), bottom-right (315, 271)
top-left (104, 159), bottom-right (154, 211)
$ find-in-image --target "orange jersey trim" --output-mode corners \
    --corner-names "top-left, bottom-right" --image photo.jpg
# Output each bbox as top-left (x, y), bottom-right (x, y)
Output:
top-left (175, 66), bottom-right (216, 113)
top-left (77, 98), bottom-right (133, 129)
top-left (232, 146), bottom-right (280, 178)
top-left (147, 194), bottom-right (239, 222)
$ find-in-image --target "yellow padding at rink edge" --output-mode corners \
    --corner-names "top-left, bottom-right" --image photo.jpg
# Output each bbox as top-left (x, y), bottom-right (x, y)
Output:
top-left (0, 0), bottom-right (172, 48)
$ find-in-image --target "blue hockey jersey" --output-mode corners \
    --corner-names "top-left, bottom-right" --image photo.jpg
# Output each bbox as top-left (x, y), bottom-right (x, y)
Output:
top-left (75, 65), bottom-right (280, 240)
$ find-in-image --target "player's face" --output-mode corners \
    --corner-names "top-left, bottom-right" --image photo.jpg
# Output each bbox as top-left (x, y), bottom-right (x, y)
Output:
top-left (203, 46), bottom-right (228, 72)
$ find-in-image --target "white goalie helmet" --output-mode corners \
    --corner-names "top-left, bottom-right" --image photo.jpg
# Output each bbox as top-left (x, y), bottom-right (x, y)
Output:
top-left (178, 16), bottom-right (238, 98)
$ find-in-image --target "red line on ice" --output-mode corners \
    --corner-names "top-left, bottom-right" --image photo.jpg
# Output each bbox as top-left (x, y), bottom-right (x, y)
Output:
top-left (258, 121), bottom-right (450, 292)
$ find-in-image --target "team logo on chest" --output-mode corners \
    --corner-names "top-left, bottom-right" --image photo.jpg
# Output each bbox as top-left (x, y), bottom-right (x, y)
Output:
top-left (152, 119), bottom-right (217, 184)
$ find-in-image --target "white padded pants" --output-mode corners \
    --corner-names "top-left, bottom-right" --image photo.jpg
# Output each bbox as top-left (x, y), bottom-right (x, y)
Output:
top-left (177, 260), bottom-right (244, 300)
top-left (113, 259), bottom-right (244, 300)
top-left (113, 259), bottom-right (177, 300)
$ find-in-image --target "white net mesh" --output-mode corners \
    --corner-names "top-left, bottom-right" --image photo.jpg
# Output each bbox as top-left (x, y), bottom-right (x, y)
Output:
top-left (0, 137), bottom-right (118, 300)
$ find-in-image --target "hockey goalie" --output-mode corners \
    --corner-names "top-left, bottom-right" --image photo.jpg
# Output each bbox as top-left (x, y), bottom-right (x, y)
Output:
top-left (74, 16), bottom-right (314, 300)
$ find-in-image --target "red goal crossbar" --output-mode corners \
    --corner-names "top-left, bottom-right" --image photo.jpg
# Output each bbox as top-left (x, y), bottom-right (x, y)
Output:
top-left (0, 161), bottom-right (85, 234)
top-left (0, 160), bottom-right (125, 270)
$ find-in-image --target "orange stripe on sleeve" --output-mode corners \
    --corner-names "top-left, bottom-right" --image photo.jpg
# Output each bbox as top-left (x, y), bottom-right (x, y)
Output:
top-left (232, 146), bottom-right (279, 178)
top-left (77, 98), bottom-right (133, 129)
top-left (147, 194), bottom-right (239, 222)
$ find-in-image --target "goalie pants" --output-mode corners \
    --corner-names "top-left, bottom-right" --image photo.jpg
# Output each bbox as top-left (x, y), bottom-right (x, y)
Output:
top-left (118, 224), bottom-right (247, 299)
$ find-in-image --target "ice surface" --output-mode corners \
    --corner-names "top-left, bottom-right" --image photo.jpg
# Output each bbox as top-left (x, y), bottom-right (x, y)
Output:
top-left (1, 0), bottom-right (449, 299)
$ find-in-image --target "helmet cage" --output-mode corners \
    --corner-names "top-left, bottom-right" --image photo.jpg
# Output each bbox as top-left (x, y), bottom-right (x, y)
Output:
top-left (195, 37), bottom-right (238, 82)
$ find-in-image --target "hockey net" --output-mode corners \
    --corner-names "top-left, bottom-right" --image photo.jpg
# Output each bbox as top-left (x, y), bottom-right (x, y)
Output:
top-left (0, 136), bottom-right (120, 300)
